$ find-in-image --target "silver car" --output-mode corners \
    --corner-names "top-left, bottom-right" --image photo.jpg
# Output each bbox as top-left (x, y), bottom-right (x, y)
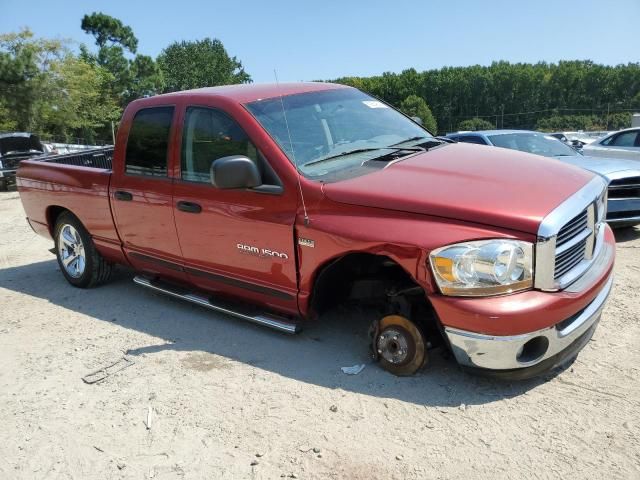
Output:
top-left (582, 127), bottom-right (640, 162)
top-left (446, 130), bottom-right (640, 227)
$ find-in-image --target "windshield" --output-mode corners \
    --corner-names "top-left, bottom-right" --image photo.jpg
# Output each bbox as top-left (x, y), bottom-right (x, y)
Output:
top-left (488, 132), bottom-right (579, 158)
top-left (245, 88), bottom-right (432, 179)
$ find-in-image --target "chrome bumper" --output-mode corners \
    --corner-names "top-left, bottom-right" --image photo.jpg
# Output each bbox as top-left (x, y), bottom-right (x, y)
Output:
top-left (444, 259), bottom-right (613, 372)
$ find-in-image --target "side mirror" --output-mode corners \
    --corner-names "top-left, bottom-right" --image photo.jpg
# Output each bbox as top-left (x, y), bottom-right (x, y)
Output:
top-left (411, 116), bottom-right (423, 125)
top-left (210, 155), bottom-right (262, 189)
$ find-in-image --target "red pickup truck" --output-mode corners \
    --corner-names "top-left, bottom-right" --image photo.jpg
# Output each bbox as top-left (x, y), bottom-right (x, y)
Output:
top-left (17, 82), bottom-right (614, 379)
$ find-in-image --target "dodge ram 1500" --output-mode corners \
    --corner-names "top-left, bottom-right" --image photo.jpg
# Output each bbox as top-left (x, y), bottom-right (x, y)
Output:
top-left (17, 82), bottom-right (615, 379)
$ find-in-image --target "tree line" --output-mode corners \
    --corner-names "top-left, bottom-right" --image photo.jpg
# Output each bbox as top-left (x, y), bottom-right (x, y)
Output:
top-left (1, 12), bottom-right (639, 142)
top-left (333, 61), bottom-right (640, 134)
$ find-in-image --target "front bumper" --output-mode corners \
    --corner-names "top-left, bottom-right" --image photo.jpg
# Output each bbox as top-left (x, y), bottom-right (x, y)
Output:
top-left (445, 275), bottom-right (612, 376)
top-left (441, 227), bottom-right (615, 379)
top-left (606, 195), bottom-right (640, 227)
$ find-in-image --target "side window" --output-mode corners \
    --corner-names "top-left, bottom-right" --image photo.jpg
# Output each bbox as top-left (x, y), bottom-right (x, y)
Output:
top-left (125, 107), bottom-right (174, 176)
top-left (182, 107), bottom-right (258, 183)
top-left (609, 131), bottom-right (638, 147)
top-left (458, 135), bottom-right (488, 145)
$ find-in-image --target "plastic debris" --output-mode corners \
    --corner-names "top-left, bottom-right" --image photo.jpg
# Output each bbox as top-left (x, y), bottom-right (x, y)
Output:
top-left (340, 364), bottom-right (365, 375)
top-left (144, 406), bottom-right (152, 430)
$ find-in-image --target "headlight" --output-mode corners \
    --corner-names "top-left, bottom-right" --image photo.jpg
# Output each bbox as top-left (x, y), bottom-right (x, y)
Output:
top-left (429, 240), bottom-right (533, 296)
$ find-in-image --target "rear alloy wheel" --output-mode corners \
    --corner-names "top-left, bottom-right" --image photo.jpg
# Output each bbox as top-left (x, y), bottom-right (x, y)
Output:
top-left (54, 212), bottom-right (113, 288)
top-left (58, 224), bottom-right (86, 279)
top-left (374, 315), bottom-right (427, 376)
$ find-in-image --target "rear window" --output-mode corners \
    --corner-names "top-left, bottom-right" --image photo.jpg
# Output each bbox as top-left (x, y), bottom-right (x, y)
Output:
top-left (125, 107), bottom-right (174, 176)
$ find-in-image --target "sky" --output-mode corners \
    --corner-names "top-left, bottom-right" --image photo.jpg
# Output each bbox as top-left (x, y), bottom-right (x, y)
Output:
top-left (1, 0), bottom-right (639, 83)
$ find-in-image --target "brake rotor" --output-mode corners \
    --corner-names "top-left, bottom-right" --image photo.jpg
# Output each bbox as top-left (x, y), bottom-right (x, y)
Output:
top-left (374, 315), bottom-right (427, 376)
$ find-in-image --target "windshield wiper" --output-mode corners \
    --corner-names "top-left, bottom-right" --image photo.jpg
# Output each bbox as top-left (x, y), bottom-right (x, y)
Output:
top-left (389, 136), bottom-right (431, 147)
top-left (304, 146), bottom-right (421, 168)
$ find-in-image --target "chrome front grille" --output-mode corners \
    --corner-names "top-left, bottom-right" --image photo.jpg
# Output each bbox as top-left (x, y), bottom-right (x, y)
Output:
top-left (556, 209), bottom-right (588, 247)
top-left (534, 176), bottom-right (607, 291)
top-left (607, 176), bottom-right (640, 200)
top-left (553, 207), bottom-right (591, 280)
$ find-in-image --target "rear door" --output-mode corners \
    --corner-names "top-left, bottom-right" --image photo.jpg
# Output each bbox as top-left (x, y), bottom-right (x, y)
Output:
top-left (172, 105), bottom-right (299, 314)
top-left (110, 105), bottom-right (187, 282)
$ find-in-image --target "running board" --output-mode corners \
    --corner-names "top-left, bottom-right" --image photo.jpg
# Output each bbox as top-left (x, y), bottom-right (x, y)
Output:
top-left (133, 276), bottom-right (301, 334)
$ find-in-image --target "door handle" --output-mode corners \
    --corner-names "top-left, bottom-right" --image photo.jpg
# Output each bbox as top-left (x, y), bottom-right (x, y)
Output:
top-left (114, 190), bottom-right (133, 201)
top-left (177, 201), bottom-right (202, 213)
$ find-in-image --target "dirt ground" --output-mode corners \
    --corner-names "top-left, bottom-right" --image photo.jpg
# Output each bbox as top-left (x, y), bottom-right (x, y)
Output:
top-left (0, 189), bottom-right (639, 480)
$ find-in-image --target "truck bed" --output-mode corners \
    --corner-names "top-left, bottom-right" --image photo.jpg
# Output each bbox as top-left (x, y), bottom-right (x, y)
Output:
top-left (39, 147), bottom-right (114, 170)
top-left (16, 147), bottom-right (120, 246)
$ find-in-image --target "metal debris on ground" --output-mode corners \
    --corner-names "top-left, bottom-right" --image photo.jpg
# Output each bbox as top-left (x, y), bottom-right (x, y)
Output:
top-left (144, 406), bottom-right (152, 430)
top-left (82, 356), bottom-right (134, 384)
top-left (340, 364), bottom-right (365, 375)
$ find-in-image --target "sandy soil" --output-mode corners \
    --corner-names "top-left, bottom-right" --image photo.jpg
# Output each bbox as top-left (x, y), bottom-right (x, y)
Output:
top-left (0, 189), bottom-right (639, 480)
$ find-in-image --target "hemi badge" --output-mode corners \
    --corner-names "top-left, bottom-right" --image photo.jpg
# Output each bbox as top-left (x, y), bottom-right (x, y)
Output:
top-left (298, 238), bottom-right (315, 248)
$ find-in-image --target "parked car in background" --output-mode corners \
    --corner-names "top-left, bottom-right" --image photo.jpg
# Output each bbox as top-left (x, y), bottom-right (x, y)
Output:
top-left (447, 130), bottom-right (640, 227)
top-left (582, 127), bottom-right (640, 161)
top-left (16, 83), bottom-right (614, 379)
top-left (0, 133), bottom-right (46, 191)
top-left (549, 131), bottom-right (600, 150)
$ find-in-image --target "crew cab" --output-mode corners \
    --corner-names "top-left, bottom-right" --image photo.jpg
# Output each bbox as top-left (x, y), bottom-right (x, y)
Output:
top-left (17, 83), bottom-right (615, 379)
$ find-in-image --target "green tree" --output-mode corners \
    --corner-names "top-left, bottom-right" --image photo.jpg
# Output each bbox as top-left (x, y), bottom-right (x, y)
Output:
top-left (0, 28), bottom-right (66, 131)
top-left (399, 95), bottom-right (438, 134)
top-left (81, 12), bottom-right (138, 52)
top-left (42, 56), bottom-right (121, 142)
top-left (158, 38), bottom-right (251, 92)
top-left (126, 54), bottom-right (164, 102)
top-left (457, 117), bottom-right (495, 131)
top-left (80, 12), bottom-right (163, 105)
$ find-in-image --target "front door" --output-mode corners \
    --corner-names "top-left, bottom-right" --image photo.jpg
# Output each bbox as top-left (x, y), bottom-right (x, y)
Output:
top-left (172, 106), bottom-right (299, 314)
top-left (110, 105), bottom-right (187, 282)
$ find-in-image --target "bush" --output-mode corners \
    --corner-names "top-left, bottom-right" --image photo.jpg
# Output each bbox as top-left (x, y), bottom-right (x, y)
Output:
top-left (535, 113), bottom-right (631, 131)
top-left (457, 118), bottom-right (495, 131)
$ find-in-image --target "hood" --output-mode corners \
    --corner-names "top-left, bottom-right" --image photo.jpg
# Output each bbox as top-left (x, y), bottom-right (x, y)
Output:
top-left (557, 155), bottom-right (640, 178)
top-left (323, 143), bottom-right (595, 234)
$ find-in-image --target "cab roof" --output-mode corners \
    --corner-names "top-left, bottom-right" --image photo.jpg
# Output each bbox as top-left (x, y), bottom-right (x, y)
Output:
top-left (155, 82), bottom-right (350, 104)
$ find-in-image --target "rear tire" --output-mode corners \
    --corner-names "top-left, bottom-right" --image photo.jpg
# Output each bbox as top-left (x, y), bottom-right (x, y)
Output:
top-left (54, 212), bottom-right (113, 288)
top-left (0, 179), bottom-right (7, 191)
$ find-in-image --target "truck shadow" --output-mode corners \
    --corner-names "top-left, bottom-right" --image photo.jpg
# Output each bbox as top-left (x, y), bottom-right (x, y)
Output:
top-left (0, 259), bottom-right (566, 407)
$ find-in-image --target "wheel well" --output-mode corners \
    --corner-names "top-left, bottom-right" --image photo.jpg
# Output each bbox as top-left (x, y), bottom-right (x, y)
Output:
top-left (309, 253), bottom-right (442, 339)
top-left (46, 206), bottom-right (69, 235)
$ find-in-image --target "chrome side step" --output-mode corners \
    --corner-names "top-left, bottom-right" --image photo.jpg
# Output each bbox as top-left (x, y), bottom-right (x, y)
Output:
top-left (133, 275), bottom-right (301, 334)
